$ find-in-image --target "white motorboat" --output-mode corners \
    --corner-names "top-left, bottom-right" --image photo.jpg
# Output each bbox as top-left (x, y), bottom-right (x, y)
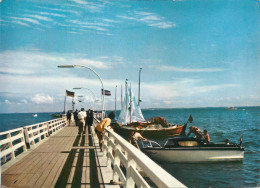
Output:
top-left (141, 136), bottom-right (244, 163)
top-left (33, 114), bottom-right (38, 117)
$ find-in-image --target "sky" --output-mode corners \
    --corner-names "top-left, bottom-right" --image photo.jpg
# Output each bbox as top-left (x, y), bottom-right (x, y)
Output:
top-left (0, 0), bottom-right (259, 113)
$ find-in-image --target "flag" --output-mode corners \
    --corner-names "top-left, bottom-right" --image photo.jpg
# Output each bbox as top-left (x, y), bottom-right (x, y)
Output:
top-left (66, 90), bottom-right (75, 97)
top-left (101, 89), bottom-right (111, 96)
top-left (188, 114), bottom-right (193, 123)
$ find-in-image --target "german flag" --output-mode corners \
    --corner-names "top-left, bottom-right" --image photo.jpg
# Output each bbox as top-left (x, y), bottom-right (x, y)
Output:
top-left (66, 90), bottom-right (75, 97)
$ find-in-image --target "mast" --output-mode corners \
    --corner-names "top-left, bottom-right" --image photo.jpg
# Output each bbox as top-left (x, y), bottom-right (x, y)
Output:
top-left (115, 85), bottom-right (117, 120)
top-left (138, 68), bottom-right (142, 106)
top-left (121, 84), bottom-right (123, 109)
top-left (125, 79), bottom-right (128, 111)
top-left (130, 83), bottom-right (132, 124)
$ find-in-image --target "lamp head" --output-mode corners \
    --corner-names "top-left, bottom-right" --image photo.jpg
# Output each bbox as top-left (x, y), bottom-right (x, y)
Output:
top-left (73, 87), bottom-right (82, 90)
top-left (57, 65), bottom-right (75, 68)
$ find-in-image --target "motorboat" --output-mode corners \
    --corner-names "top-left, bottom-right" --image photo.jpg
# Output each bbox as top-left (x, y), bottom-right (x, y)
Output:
top-left (33, 114), bottom-right (38, 117)
top-left (141, 136), bottom-right (244, 162)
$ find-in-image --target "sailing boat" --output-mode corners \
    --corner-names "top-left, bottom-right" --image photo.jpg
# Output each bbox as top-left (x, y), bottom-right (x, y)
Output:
top-left (112, 83), bottom-right (187, 139)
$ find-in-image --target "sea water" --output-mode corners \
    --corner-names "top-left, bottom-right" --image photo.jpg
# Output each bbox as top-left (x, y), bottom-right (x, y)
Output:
top-left (0, 107), bottom-right (259, 187)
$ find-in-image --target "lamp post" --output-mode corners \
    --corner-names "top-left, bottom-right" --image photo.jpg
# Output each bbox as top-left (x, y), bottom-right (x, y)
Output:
top-left (58, 65), bottom-right (105, 119)
top-left (73, 87), bottom-right (96, 110)
top-left (138, 68), bottom-right (142, 106)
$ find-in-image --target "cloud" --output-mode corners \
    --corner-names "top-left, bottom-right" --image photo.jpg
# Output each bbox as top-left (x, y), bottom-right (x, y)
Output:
top-left (9, 17), bottom-right (40, 25)
top-left (151, 65), bottom-right (226, 72)
top-left (118, 11), bottom-right (176, 29)
top-left (28, 15), bottom-right (53, 22)
top-left (22, 99), bottom-right (28, 104)
top-left (5, 99), bottom-right (12, 104)
top-left (39, 12), bottom-right (66, 18)
top-left (12, 21), bottom-right (30, 27)
top-left (30, 94), bottom-right (54, 104)
top-left (0, 50), bottom-right (111, 76)
top-left (70, 0), bottom-right (87, 5)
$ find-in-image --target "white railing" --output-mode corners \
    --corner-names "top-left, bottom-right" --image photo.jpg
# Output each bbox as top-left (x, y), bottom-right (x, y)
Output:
top-left (92, 118), bottom-right (186, 188)
top-left (0, 117), bottom-right (67, 165)
top-left (47, 118), bottom-right (67, 136)
top-left (0, 127), bottom-right (27, 163)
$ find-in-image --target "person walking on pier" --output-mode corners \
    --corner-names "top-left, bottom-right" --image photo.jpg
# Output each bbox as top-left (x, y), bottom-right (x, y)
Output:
top-left (77, 108), bottom-right (86, 134)
top-left (86, 109), bottom-right (94, 132)
top-left (73, 109), bottom-right (79, 127)
top-left (66, 110), bottom-right (72, 126)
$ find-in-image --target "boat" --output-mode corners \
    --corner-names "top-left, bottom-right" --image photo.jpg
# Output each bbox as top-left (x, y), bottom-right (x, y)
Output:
top-left (33, 114), bottom-right (38, 117)
top-left (140, 135), bottom-right (244, 162)
top-left (112, 122), bottom-right (186, 138)
top-left (226, 107), bottom-right (238, 111)
top-left (113, 80), bottom-right (188, 138)
top-left (51, 113), bottom-right (62, 118)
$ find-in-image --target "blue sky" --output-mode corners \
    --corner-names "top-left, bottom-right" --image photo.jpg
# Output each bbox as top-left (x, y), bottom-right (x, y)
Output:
top-left (0, 0), bottom-right (259, 113)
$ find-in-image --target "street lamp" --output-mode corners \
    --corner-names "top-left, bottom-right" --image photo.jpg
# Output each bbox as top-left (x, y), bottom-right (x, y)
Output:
top-left (73, 87), bottom-right (97, 110)
top-left (58, 64), bottom-right (105, 119)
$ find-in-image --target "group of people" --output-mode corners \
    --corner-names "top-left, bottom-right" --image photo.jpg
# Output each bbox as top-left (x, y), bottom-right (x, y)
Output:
top-left (187, 126), bottom-right (210, 143)
top-left (66, 108), bottom-right (94, 134)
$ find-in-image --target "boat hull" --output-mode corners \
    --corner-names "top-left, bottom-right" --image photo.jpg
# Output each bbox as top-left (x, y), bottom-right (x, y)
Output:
top-left (143, 148), bottom-right (244, 162)
top-left (113, 124), bottom-right (185, 138)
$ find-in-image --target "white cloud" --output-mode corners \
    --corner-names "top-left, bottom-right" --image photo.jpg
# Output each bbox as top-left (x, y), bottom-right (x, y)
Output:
top-left (0, 50), bottom-right (111, 76)
top-left (75, 59), bottom-right (109, 69)
top-left (40, 12), bottom-right (66, 18)
top-left (5, 99), bottom-right (12, 104)
top-left (28, 15), bottom-right (53, 21)
top-left (12, 21), bottom-right (30, 27)
top-left (118, 11), bottom-right (176, 29)
top-left (22, 99), bottom-right (28, 104)
top-left (70, 0), bottom-right (87, 5)
top-left (30, 94), bottom-right (54, 104)
top-left (151, 65), bottom-right (226, 72)
top-left (10, 17), bottom-right (40, 25)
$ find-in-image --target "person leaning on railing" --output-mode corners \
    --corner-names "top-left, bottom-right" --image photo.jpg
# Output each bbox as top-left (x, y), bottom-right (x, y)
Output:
top-left (95, 118), bottom-right (112, 151)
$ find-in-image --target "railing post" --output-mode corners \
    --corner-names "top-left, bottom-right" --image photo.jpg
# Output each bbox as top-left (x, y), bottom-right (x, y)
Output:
top-left (23, 127), bottom-right (30, 147)
top-left (6, 133), bottom-right (15, 160)
top-left (107, 135), bottom-right (114, 167)
top-left (103, 131), bottom-right (108, 157)
top-left (125, 155), bottom-right (136, 188)
top-left (112, 143), bottom-right (121, 183)
top-left (20, 129), bottom-right (27, 151)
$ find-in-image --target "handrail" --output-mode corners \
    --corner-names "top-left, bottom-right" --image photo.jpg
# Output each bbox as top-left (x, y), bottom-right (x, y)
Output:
top-left (0, 117), bottom-right (67, 166)
top-left (92, 118), bottom-right (186, 188)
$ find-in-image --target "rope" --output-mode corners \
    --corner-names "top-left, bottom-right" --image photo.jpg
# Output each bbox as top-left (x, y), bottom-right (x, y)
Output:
top-left (245, 147), bottom-right (260, 154)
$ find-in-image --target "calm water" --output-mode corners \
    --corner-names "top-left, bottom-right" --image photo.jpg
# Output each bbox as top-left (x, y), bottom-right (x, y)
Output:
top-left (0, 112), bottom-right (58, 132)
top-left (0, 107), bottom-right (259, 187)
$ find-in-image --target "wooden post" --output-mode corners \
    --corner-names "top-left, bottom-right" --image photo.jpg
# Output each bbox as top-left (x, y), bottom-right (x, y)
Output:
top-left (126, 155), bottom-right (136, 188)
top-left (7, 133), bottom-right (15, 160)
top-left (112, 144), bottom-right (122, 183)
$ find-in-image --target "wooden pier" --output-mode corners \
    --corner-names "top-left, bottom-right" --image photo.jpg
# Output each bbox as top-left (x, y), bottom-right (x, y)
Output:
top-left (0, 117), bottom-right (186, 188)
top-left (1, 123), bottom-right (117, 188)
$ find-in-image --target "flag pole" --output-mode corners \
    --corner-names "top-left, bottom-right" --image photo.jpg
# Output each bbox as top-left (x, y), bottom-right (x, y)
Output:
top-left (115, 85), bottom-right (117, 120)
top-left (138, 68), bottom-right (142, 106)
top-left (64, 91), bottom-right (67, 113)
top-left (130, 83), bottom-right (132, 124)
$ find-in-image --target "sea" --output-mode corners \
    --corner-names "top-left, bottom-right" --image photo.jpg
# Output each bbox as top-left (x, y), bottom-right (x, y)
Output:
top-left (0, 107), bottom-right (259, 188)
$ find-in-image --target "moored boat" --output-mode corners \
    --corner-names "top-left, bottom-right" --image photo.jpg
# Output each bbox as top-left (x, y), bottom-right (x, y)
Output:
top-left (141, 136), bottom-right (244, 162)
top-left (113, 123), bottom-right (186, 138)
top-left (114, 79), bottom-right (189, 138)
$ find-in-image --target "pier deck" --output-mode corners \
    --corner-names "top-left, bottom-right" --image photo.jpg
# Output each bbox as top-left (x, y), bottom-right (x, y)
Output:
top-left (1, 124), bottom-right (116, 188)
